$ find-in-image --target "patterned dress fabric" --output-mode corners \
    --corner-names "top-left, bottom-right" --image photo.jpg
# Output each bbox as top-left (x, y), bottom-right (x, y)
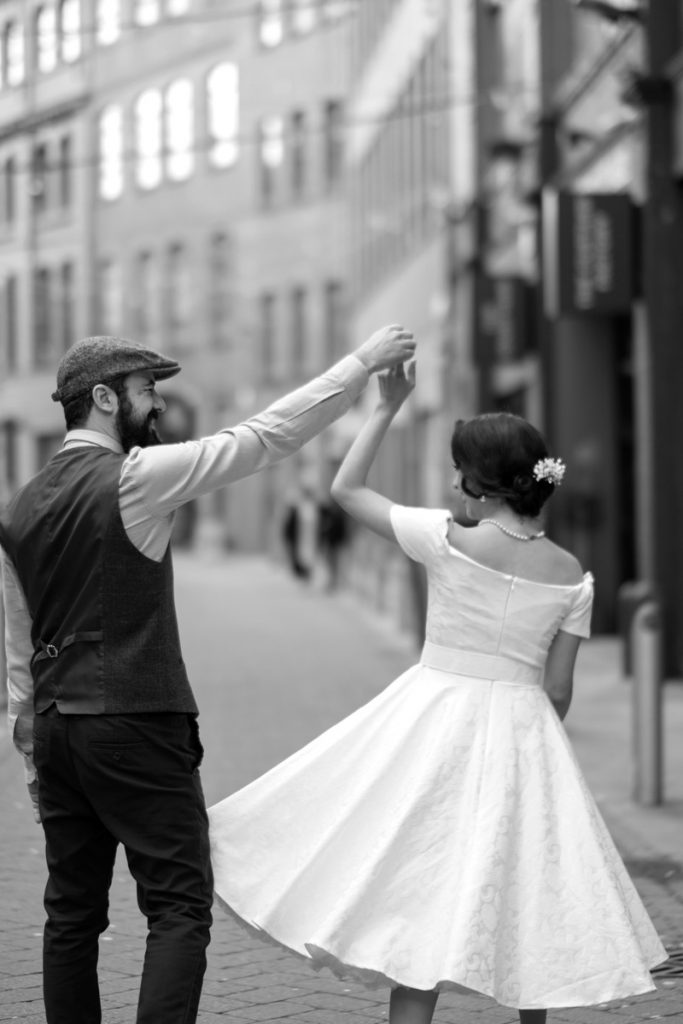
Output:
top-left (208, 506), bottom-right (667, 1009)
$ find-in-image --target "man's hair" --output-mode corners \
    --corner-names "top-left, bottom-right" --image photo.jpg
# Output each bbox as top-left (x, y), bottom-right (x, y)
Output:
top-left (62, 375), bottom-right (129, 430)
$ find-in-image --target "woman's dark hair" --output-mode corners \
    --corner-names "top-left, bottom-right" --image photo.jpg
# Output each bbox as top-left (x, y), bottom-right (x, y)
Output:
top-left (450, 412), bottom-right (555, 518)
top-left (63, 375), bottom-right (128, 429)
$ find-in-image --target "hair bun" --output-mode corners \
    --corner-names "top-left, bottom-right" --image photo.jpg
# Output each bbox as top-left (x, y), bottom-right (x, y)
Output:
top-left (512, 473), bottom-right (533, 494)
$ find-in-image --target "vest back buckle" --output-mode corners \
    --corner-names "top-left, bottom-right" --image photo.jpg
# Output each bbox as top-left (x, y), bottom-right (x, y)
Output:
top-left (46, 644), bottom-right (59, 659)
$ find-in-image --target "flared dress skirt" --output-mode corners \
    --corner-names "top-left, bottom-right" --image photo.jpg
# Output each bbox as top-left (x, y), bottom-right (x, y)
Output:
top-left (208, 651), bottom-right (667, 1009)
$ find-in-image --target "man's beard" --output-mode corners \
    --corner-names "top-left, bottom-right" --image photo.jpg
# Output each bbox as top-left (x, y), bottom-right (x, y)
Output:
top-left (116, 393), bottom-right (162, 453)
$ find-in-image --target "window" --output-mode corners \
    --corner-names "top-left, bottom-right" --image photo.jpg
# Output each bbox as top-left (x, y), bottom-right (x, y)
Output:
top-left (136, 251), bottom-right (156, 341)
top-left (290, 286), bottom-right (307, 376)
top-left (258, 0), bottom-right (283, 47)
top-left (166, 244), bottom-right (191, 348)
top-left (135, 89), bottom-right (163, 190)
top-left (259, 116), bottom-right (284, 207)
top-left (259, 291), bottom-right (276, 381)
top-left (210, 233), bottom-right (232, 349)
top-left (59, 0), bottom-right (81, 63)
top-left (3, 157), bottom-right (16, 223)
top-left (289, 110), bottom-right (306, 199)
top-left (36, 6), bottom-right (57, 74)
top-left (37, 433), bottom-right (63, 468)
top-left (290, 0), bottom-right (315, 34)
top-left (96, 0), bottom-right (120, 45)
top-left (2, 421), bottom-right (18, 488)
top-left (165, 79), bottom-right (194, 181)
top-left (98, 259), bottom-right (122, 334)
top-left (323, 100), bottom-right (344, 187)
top-left (134, 0), bottom-right (160, 27)
top-left (98, 105), bottom-right (124, 200)
top-left (34, 268), bottom-right (52, 369)
top-left (60, 261), bottom-right (74, 352)
top-left (207, 63), bottom-right (239, 169)
top-left (321, 0), bottom-right (349, 19)
top-left (3, 276), bottom-right (18, 372)
top-left (324, 279), bottom-right (345, 363)
top-left (32, 144), bottom-right (49, 214)
top-left (5, 21), bottom-right (25, 86)
top-left (58, 135), bottom-right (72, 207)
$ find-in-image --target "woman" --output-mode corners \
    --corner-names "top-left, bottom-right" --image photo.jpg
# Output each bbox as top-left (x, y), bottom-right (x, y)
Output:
top-left (208, 362), bottom-right (666, 1024)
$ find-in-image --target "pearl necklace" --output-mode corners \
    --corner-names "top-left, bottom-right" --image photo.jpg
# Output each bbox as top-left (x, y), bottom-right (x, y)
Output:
top-left (479, 518), bottom-right (546, 542)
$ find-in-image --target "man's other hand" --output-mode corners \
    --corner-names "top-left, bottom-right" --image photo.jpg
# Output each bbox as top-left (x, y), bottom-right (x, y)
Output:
top-left (354, 324), bottom-right (416, 374)
top-left (27, 778), bottom-right (41, 824)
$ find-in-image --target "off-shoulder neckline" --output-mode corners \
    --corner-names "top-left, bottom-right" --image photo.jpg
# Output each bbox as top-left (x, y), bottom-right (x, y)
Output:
top-left (444, 532), bottom-right (592, 591)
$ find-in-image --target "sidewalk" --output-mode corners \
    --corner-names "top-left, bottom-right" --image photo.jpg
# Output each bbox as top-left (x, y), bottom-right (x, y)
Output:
top-left (564, 636), bottom-right (683, 987)
top-left (0, 553), bottom-right (681, 1023)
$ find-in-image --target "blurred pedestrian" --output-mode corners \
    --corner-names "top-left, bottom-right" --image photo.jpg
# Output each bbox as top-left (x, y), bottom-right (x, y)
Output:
top-left (281, 483), bottom-right (321, 581)
top-left (209, 361), bottom-right (667, 1024)
top-left (317, 498), bottom-right (350, 590)
top-left (0, 323), bottom-right (416, 1024)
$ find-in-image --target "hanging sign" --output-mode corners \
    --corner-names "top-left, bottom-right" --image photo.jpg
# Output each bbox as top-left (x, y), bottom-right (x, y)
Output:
top-left (542, 189), bottom-right (636, 316)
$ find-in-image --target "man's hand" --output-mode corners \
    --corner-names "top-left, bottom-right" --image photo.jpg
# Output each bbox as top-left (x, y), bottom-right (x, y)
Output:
top-left (354, 324), bottom-right (416, 374)
top-left (27, 778), bottom-right (41, 824)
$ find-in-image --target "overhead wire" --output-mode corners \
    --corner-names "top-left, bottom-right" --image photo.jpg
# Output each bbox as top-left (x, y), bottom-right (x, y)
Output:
top-left (0, 0), bottom-right (547, 179)
top-left (0, 79), bottom-right (540, 179)
top-left (3, 0), bottom-right (357, 40)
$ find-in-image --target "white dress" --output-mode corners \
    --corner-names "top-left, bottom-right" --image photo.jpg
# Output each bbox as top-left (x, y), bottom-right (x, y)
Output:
top-left (208, 506), bottom-right (667, 1010)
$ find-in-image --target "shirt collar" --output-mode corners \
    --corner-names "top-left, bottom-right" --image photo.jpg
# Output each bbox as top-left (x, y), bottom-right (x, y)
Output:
top-left (62, 429), bottom-right (124, 455)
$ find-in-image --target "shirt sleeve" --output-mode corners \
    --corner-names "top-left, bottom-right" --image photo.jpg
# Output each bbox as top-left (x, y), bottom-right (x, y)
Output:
top-left (1, 549), bottom-right (37, 784)
top-left (119, 354), bottom-right (369, 537)
top-left (559, 573), bottom-right (594, 638)
top-left (390, 505), bottom-right (452, 564)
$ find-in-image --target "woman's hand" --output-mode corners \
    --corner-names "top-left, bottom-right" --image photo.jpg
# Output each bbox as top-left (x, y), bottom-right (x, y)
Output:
top-left (378, 361), bottom-right (416, 410)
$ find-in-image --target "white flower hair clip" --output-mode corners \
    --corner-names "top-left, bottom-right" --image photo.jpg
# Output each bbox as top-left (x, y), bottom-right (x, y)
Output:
top-left (533, 457), bottom-right (566, 486)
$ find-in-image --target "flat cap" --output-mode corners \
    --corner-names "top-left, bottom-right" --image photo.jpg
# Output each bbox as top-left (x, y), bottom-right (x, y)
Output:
top-left (52, 336), bottom-right (181, 404)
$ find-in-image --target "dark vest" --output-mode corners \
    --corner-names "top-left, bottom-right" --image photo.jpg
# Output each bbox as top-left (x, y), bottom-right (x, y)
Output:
top-left (0, 446), bottom-right (198, 715)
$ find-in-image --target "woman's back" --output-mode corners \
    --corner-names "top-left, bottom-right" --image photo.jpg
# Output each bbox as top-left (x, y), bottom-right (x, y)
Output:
top-left (392, 506), bottom-right (593, 670)
top-left (449, 517), bottom-right (583, 587)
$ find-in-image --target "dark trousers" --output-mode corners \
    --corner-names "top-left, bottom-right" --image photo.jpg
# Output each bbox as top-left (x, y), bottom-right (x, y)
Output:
top-left (33, 709), bottom-right (213, 1024)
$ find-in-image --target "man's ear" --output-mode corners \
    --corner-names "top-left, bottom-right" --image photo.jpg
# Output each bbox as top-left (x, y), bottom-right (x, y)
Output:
top-left (91, 384), bottom-right (117, 414)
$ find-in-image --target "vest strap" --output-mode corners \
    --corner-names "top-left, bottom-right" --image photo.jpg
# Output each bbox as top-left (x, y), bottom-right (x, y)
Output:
top-left (34, 631), bottom-right (103, 663)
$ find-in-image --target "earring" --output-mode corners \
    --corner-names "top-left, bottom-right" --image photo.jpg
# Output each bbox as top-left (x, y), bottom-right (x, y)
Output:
top-left (479, 495), bottom-right (486, 503)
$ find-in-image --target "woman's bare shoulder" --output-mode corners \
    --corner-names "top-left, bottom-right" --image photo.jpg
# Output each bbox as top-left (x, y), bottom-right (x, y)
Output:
top-left (545, 541), bottom-right (585, 585)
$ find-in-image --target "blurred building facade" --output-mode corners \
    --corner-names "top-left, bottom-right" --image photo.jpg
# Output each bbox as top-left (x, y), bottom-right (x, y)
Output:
top-left (233, 0), bottom-right (352, 555)
top-left (342, 0), bottom-right (481, 635)
top-left (343, 0), bottom-right (683, 673)
top-left (536, 0), bottom-right (683, 668)
top-left (2, 0), bottom-right (683, 670)
top-left (0, 0), bottom-right (91, 497)
top-left (0, 0), bottom-right (352, 554)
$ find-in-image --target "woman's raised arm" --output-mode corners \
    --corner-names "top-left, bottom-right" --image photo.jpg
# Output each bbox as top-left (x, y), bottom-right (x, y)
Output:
top-left (331, 362), bottom-right (416, 542)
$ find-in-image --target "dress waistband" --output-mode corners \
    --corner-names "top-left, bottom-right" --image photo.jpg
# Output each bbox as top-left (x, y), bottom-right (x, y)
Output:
top-left (420, 641), bottom-right (542, 686)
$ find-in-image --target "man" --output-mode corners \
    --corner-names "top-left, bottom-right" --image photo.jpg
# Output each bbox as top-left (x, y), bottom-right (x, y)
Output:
top-left (0, 324), bottom-right (415, 1024)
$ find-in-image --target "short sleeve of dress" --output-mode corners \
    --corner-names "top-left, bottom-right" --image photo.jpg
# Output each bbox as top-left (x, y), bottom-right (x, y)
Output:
top-left (559, 572), bottom-right (595, 638)
top-left (390, 505), bottom-right (451, 564)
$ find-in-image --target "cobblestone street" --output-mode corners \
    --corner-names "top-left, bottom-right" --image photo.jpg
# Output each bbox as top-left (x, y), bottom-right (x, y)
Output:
top-left (1, 551), bottom-right (682, 1023)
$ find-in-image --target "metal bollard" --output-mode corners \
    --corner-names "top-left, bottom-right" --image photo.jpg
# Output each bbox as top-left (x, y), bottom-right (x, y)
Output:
top-left (631, 599), bottom-right (663, 807)
top-left (617, 580), bottom-right (655, 677)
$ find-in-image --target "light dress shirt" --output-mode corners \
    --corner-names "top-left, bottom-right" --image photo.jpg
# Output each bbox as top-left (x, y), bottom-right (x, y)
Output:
top-left (1, 354), bottom-right (369, 784)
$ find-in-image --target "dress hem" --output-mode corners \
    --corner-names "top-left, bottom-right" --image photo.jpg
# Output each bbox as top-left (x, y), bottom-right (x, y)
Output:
top-left (213, 891), bottom-right (664, 1011)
